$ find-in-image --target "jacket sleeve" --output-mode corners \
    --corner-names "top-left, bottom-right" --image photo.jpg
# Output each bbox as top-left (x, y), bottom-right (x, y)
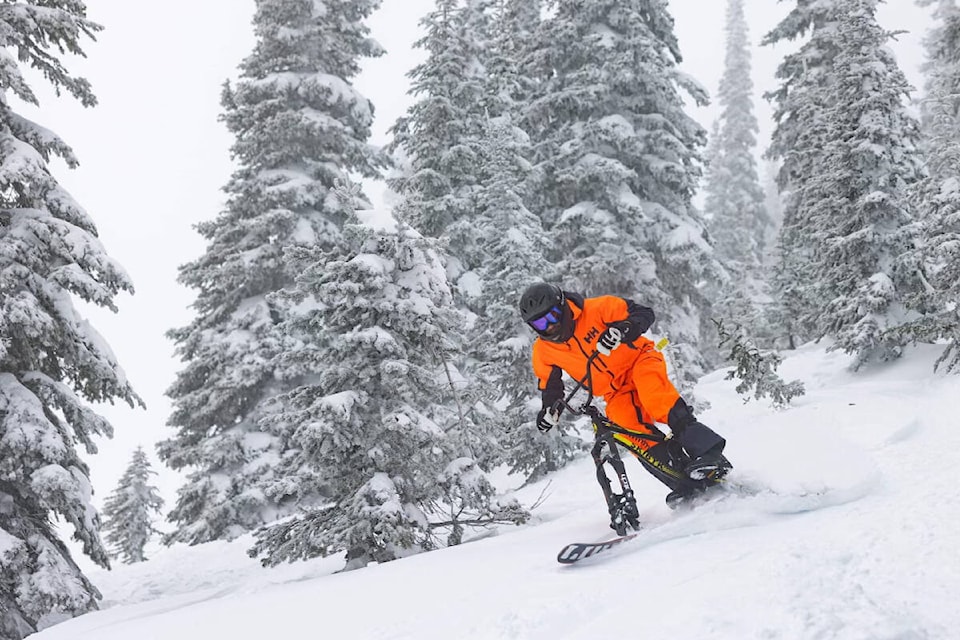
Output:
top-left (620, 297), bottom-right (655, 342)
top-left (595, 295), bottom-right (655, 343)
top-left (532, 346), bottom-right (564, 406)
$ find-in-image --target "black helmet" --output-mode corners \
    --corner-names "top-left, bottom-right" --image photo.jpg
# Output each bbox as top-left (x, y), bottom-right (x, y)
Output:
top-left (519, 282), bottom-right (574, 343)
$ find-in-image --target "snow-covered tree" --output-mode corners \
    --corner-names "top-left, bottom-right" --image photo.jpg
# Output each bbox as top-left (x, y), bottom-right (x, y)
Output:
top-left (763, 0), bottom-right (840, 348)
top-left (436, 0), bottom-right (580, 480)
top-left (704, 0), bottom-right (768, 269)
top-left (250, 212), bottom-right (528, 570)
top-left (765, 0), bottom-right (925, 367)
top-left (468, 117), bottom-right (583, 481)
top-left (102, 447), bottom-right (164, 564)
top-left (387, 0), bottom-right (489, 240)
top-left (0, 3), bottom-right (142, 636)
top-left (523, 0), bottom-right (721, 387)
top-left (487, 0), bottom-right (542, 118)
top-left (387, 0), bottom-right (568, 479)
top-left (894, 0), bottom-right (960, 370)
top-left (917, 0), bottom-right (960, 154)
top-left (703, 0), bottom-right (772, 345)
top-left (159, 0), bottom-right (386, 545)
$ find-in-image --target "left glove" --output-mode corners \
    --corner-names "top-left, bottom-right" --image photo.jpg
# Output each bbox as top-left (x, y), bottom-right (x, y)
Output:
top-left (536, 405), bottom-right (561, 433)
top-left (597, 326), bottom-right (623, 356)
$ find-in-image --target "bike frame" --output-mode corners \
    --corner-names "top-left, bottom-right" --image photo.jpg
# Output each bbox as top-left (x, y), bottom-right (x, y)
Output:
top-left (555, 352), bottom-right (707, 498)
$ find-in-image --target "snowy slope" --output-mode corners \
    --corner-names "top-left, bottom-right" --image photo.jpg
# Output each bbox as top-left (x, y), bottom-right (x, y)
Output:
top-left (34, 343), bottom-right (959, 640)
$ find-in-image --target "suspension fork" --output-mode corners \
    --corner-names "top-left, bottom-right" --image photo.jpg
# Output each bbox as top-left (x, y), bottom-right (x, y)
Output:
top-left (591, 425), bottom-right (634, 506)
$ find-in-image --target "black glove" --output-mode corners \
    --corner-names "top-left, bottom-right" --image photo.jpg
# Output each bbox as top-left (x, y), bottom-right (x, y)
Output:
top-left (597, 325), bottom-right (624, 356)
top-left (536, 404), bottom-right (560, 433)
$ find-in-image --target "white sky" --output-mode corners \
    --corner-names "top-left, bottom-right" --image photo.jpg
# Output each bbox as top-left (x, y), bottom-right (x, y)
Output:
top-left (16, 0), bottom-right (936, 519)
top-left (32, 342), bottom-right (960, 639)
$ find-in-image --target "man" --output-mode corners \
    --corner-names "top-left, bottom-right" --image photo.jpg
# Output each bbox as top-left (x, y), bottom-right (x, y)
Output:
top-left (519, 282), bottom-right (731, 509)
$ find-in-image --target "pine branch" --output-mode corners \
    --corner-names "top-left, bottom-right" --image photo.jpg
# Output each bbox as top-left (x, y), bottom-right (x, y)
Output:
top-left (714, 318), bottom-right (805, 408)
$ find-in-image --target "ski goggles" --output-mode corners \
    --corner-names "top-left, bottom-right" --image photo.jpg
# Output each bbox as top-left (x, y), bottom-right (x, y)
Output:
top-left (529, 306), bottom-right (562, 332)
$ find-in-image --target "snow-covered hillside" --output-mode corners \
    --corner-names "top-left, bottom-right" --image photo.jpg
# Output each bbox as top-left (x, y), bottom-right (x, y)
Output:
top-left (34, 343), bottom-right (958, 640)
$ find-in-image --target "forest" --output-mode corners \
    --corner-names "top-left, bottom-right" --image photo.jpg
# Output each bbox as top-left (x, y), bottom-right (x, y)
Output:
top-left (0, 0), bottom-right (958, 637)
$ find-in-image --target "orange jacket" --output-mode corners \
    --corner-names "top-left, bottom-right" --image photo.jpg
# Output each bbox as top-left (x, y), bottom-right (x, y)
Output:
top-left (532, 292), bottom-right (654, 404)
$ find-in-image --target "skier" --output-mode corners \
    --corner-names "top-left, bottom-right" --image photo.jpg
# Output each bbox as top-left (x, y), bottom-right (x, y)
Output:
top-left (519, 282), bottom-right (732, 517)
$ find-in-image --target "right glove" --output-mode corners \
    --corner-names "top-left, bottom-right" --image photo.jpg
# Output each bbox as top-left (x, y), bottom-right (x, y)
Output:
top-left (597, 326), bottom-right (623, 356)
top-left (536, 405), bottom-right (561, 433)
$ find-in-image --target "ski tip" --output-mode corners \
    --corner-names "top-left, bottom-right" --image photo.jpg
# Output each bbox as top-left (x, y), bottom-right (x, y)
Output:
top-left (556, 533), bottom-right (640, 564)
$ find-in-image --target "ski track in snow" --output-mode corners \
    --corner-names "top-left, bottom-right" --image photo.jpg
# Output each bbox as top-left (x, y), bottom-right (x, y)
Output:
top-left (34, 344), bottom-right (960, 640)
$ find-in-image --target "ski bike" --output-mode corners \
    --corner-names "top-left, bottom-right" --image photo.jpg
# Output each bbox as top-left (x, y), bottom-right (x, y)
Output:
top-left (552, 350), bottom-right (731, 537)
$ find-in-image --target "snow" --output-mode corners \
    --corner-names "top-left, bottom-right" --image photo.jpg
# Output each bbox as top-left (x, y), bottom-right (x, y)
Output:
top-left (558, 201), bottom-right (615, 226)
top-left (356, 207), bottom-right (399, 232)
top-left (32, 342), bottom-right (960, 639)
top-left (457, 270), bottom-right (483, 298)
top-left (349, 252), bottom-right (392, 275)
top-left (316, 390), bottom-right (361, 419)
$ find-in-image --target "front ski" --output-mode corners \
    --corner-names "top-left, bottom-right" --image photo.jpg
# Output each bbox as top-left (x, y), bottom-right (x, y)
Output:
top-left (557, 532), bottom-right (641, 564)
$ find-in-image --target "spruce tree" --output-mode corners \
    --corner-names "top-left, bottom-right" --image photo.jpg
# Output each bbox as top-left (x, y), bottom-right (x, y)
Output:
top-left (489, 0), bottom-right (542, 116)
top-left (523, 0), bottom-right (721, 387)
top-left (895, 0), bottom-right (960, 369)
top-left (388, 0), bottom-right (488, 240)
top-left (765, 0), bottom-right (924, 367)
top-left (0, 2), bottom-right (141, 636)
top-left (387, 0), bottom-right (571, 479)
top-left (472, 118), bottom-right (584, 481)
top-left (705, 0), bottom-right (768, 269)
top-left (763, 0), bottom-right (839, 349)
top-left (703, 0), bottom-right (772, 346)
top-left (250, 212), bottom-right (528, 570)
top-left (102, 447), bottom-right (164, 564)
top-left (464, 1), bottom-right (581, 480)
top-left (159, 0), bottom-right (386, 544)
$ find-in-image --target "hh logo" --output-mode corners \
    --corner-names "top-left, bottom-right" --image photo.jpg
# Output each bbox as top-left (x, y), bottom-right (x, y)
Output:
top-left (583, 327), bottom-right (599, 344)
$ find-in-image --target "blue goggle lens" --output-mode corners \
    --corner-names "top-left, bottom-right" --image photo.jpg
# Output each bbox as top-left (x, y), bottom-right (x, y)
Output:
top-left (529, 306), bottom-right (562, 331)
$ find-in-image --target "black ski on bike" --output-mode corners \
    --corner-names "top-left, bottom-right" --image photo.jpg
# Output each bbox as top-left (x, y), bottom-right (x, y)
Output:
top-left (556, 482), bottom-right (734, 564)
top-left (557, 532), bottom-right (641, 564)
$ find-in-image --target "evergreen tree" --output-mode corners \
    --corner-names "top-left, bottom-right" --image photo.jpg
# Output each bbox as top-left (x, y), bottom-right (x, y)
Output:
top-left (523, 0), bottom-right (721, 387)
top-left (389, 0), bottom-right (540, 289)
top-left (387, 0), bottom-right (489, 241)
top-left (464, 0), bottom-right (581, 480)
top-left (703, 0), bottom-right (772, 346)
top-left (917, 0), bottom-right (960, 155)
top-left (763, 0), bottom-right (839, 349)
top-left (159, 0), bottom-right (387, 545)
top-left (895, 0), bottom-right (960, 370)
top-left (102, 447), bottom-right (164, 564)
top-left (387, 0), bottom-right (571, 480)
top-left (765, 0), bottom-right (924, 367)
top-left (704, 0), bottom-right (768, 270)
top-left (250, 212), bottom-right (528, 570)
top-left (488, 0), bottom-right (542, 117)
top-left (471, 117), bottom-right (584, 481)
top-left (0, 3), bottom-right (142, 636)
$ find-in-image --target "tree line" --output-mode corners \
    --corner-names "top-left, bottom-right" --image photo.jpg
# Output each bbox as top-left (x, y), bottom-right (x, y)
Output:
top-left (1, 0), bottom-right (959, 636)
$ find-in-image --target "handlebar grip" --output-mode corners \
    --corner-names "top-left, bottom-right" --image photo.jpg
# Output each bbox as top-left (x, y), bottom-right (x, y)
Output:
top-left (550, 398), bottom-right (566, 416)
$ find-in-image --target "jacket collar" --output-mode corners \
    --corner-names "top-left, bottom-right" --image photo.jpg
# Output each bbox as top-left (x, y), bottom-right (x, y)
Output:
top-left (564, 290), bottom-right (585, 320)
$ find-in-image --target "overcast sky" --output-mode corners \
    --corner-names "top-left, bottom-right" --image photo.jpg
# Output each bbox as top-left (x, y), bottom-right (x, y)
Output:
top-left (17, 0), bottom-right (935, 520)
